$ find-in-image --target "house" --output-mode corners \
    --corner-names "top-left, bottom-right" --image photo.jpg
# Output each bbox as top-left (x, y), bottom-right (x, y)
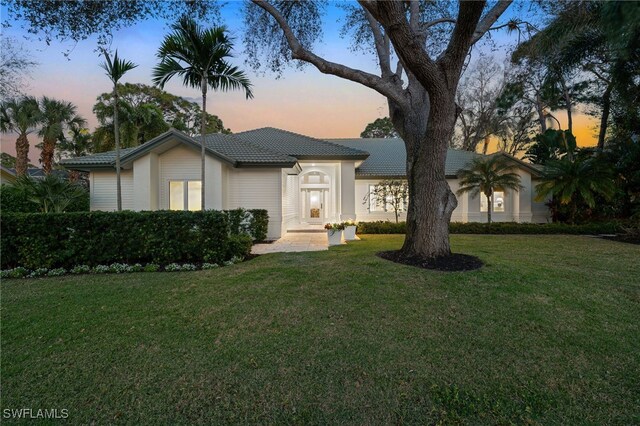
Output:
top-left (1, 166), bottom-right (16, 185)
top-left (61, 127), bottom-right (550, 239)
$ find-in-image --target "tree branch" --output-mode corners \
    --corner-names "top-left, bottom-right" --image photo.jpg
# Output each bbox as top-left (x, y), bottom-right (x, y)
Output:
top-left (439, 1), bottom-right (486, 78)
top-left (363, 8), bottom-right (393, 78)
top-left (471, 0), bottom-right (514, 44)
top-left (251, 0), bottom-right (406, 106)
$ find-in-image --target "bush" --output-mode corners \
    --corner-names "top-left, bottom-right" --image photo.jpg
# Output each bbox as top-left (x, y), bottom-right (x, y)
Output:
top-left (0, 182), bottom-right (89, 213)
top-left (0, 210), bottom-right (260, 270)
top-left (225, 208), bottom-right (269, 242)
top-left (356, 220), bottom-right (625, 235)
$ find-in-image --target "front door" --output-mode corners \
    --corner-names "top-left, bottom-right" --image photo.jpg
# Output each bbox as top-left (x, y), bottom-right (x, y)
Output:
top-left (308, 190), bottom-right (323, 224)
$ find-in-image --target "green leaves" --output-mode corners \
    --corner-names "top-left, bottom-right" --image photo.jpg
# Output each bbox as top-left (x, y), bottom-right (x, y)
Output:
top-left (457, 155), bottom-right (524, 198)
top-left (152, 17), bottom-right (253, 99)
top-left (100, 49), bottom-right (138, 85)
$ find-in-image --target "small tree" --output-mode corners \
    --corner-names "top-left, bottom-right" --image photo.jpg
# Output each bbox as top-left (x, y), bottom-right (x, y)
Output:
top-left (365, 180), bottom-right (409, 223)
top-left (457, 156), bottom-right (523, 224)
top-left (11, 174), bottom-right (88, 213)
top-left (360, 117), bottom-right (398, 138)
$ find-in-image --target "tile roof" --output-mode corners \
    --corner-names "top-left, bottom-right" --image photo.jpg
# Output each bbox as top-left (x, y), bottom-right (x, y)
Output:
top-left (330, 138), bottom-right (481, 178)
top-left (59, 148), bottom-right (137, 166)
top-left (195, 133), bottom-right (296, 165)
top-left (235, 127), bottom-right (369, 160)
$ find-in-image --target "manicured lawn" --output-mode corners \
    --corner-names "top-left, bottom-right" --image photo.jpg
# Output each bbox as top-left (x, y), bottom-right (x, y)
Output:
top-left (2, 235), bottom-right (639, 424)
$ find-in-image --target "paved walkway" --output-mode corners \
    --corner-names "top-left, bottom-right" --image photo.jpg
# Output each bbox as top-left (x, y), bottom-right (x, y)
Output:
top-left (252, 232), bottom-right (329, 254)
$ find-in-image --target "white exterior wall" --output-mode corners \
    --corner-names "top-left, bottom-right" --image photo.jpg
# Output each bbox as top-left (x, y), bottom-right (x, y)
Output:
top-left (159, 145), bottom-right (201, 210)
top-left (282, 172), bottom-right (300, 232)
top-left (355, 173), bottom-right (547, 223)
top-left (531, 178), bottom-right (552, 223)
top-left (133, 153), bottom-right (159, 210)
top-left (227, 168), bottom-right (282, 239)
top-left (90, 170), bottom-right (134, 211)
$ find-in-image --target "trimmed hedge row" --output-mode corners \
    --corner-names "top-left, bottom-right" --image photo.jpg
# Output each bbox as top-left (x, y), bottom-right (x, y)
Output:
top-left (356, 221), bottom-right (625, 235)
top-left (0, 183), bottom-right (89, 213)
top-left (0, 209), bottom-right (264, 269)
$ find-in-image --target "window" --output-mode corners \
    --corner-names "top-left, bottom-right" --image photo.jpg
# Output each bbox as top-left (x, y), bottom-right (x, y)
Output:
top-left (480, 191), bottom-right (505, 212)
top-left (169, 180), bottom-right (202, 211)
top-left (369, 184), bottom-right (406, 212)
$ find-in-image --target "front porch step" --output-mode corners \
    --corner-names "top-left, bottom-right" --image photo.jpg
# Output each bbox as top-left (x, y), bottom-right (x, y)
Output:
top-left (287, 229), bottom-right (326, 234)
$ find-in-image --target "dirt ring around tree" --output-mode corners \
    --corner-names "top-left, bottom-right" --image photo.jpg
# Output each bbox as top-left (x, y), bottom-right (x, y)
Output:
top-left (377, 250), bottom-right (484, 272)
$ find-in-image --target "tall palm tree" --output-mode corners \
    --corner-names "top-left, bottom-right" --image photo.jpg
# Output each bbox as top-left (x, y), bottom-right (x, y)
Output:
top-left (457, 155), bottom-right (524, 224)
top-left (58, 125), bottom-right (93, 182)
top-left (38, 96), bottom-right (86, 174)
top-left (153, 17), bottom-right (253, 210)
top-left (535, 155), bottom-right (616, 223)
top-left (0, 96), bottom-right (41, 176)
top-left (100, 49), bottom-right (137, 211)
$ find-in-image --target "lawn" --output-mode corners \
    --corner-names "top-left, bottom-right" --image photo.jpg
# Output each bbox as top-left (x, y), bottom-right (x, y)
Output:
top-left (2, 235), bottom-right (639, 424)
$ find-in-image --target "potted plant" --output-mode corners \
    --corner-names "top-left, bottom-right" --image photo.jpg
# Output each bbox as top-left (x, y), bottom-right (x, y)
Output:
top-left (324, 222), bottom-right (344, 246)
top-left (342, 219), bottom-right (357, 241)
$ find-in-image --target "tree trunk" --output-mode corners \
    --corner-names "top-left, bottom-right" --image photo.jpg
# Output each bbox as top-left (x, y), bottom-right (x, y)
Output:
top-left (560, 75), bottom-right (573, 133)
top-left (15, 133), bottom-right (30, 177)
top-left (201, 81), bottom-right (207, 211)
top-left (597, 83), bottom-right (612, 150)
top-left (487, 193), bottom-right (492, 224)
top-left (535, 93), bottom-right (547, 133)
top-left (482, 135), bottom-right (490, 155)
top-left (40, 137), bottom-right (55, 174)
top-left (400, 98), bottom-right (458, 258)
top-left (114, 85), bottom-right (122, 211)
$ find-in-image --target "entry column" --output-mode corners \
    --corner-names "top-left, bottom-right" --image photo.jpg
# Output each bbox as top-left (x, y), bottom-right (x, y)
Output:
top-left (340, 161), bottom-right (356, 221)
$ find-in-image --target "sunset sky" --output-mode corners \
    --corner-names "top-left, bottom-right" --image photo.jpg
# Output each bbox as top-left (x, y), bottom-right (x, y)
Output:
top-left (0, 2), bottom-right (599, 163)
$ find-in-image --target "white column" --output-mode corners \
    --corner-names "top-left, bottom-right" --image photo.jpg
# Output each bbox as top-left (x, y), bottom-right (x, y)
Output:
top-left (340, 161), bottom-right (356, 221)
top-left (133, 153), bottom-right (158, 211)
top-left (205, 156), bottom-right (223, 210)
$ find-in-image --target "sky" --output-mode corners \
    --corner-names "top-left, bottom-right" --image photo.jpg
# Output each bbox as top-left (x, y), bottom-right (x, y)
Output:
top-left (0, 1), bottom-right (598, 163)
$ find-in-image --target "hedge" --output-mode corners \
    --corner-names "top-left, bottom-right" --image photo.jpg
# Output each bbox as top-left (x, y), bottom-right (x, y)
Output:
top-left (226, 208), bottom-right (269, 242)
top-left (356, 221), bottom-right (625, 235)
top-left (0, 210), bottom-right (262, 269)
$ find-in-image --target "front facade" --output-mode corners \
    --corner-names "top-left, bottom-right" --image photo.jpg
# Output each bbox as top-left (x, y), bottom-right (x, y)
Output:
top-left (62, 127), bottom-right (550, 240)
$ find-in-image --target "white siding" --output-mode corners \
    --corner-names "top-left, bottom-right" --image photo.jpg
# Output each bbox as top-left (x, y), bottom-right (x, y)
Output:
top-left (90, 170), bottom-right (134, 211)
top-left (282, 172), bottom-right (299, 232)
top-left (227, 168), bottom-right (282, 239)
top-left (159, 145), bottom-right (201, 210)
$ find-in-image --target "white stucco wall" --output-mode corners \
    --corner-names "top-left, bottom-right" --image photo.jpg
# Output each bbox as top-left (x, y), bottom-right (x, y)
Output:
top-left (226, 168), bottom-right (283, 239)
top-left (282, 171), bottom-right (300, 232)
top-left (90, 170), bottom-right (134, 211)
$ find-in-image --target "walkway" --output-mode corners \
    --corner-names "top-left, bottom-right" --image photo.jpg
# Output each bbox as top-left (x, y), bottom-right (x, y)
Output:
top-left (252, 232), bottom-right (329, 254)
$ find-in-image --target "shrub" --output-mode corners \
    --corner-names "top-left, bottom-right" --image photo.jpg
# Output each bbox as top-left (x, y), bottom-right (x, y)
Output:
top-left (1, 267), bottom-right (30, 279)
top-left (93, 265), bottom-right (110, 274)
top-left (109, 263), bottom-right (133, 274)
top-left (202, 263), bottom-right (219, 270)
top-left (225, 209), bottom-right (269, 241)
top-left (70, 265), bottom-right (91, 274)
top-left (1, 182), bottom-right (89, 213)
top-left (165, 263), bottom-right (182, 272)
top-left (144, 264), bottom-right (160, 273)
top-left (47, 268), bottom-right (67, 277)
top-left (356, 220), bottom-right (626, 235)
top-left (0, 210), bottom-right (260, 269)
top-left (29, 268), bottom-right (49, 278)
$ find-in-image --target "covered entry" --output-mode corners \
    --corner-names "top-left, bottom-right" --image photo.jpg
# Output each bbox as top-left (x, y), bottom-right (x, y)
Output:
top-left (300, 171), bottom-right (330, 224)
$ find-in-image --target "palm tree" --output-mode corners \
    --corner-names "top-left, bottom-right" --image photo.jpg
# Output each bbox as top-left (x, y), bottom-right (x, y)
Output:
top-left (11, 174), bottom-right (87, 213)
top-left (38, 96), bottom-right (86, 174)
top-left (100, 49), bottom-right (137, 211)
top-left (0, 97), bottom-right (41, 176)
top-left (153, 17), bottom-right (253, 210)
top-left (457, 155), bottom-right (524, 224)
top-left (535, 155), bottom-right (616, 223)
top-left (58, 125), bottom-right (93, 182)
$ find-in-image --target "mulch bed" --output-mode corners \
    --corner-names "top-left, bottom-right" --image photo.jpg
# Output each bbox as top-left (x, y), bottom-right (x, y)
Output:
top-left (378, 250), bottom-right (484, 272)
top-left (600, 235), bottom-right (640, 246)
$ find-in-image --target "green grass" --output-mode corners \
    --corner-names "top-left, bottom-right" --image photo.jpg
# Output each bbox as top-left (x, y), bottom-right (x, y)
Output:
top-left (2, 235), bottom-right (639, 424)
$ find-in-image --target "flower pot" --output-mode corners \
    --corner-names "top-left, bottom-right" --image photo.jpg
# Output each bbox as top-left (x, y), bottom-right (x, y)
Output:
top-left (327, 229), bottom-right (343, 246)
top-left (343, 225), bottom-right (357, 241)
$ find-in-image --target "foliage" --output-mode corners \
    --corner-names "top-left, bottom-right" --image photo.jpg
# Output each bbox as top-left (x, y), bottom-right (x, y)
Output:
top-left (525, 129), bottom-right (577, 165)
top-left (324, 223), bottom-right (345, 232)
top-left (457, 156), bottom-right (523, 224)
top-left (535, 154), bottom-right (616, 223)
top-left (92, 83), bottom-right (231, 152)
top-left (2, 1), bottom-right (220, 51)
top-left (360, 117), bottom-right (398, 138)
top-left (8, 174), bottom-right (88, 213)
top-left (226, 208), bottom-right (269, 242)
top-left (365, 180), bottom-right (408, 223)
top-left (0, 35), bottom-right (38, 98)
top-left (355, 221), bottom-right (625, 235)
top-left (37, 96), bottom-right (85, 173)
top-left (0, 96), bottom-right (41, 176)
top-left (0, 210), bottom-right (259, 269)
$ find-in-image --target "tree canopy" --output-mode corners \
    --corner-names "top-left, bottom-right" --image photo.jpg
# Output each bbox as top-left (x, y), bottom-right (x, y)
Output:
top-left (360, 117), bottom-right (398, 138)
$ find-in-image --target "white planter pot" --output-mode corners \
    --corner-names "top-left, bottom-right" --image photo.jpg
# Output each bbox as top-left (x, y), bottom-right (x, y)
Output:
top-left (327, 230), bottom-right (343, 246)
top-left (343, 225), bottom-right (357, 241)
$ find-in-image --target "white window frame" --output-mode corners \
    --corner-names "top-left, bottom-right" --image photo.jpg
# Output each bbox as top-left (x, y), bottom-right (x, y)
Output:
top-left (169, 180), bottom-right (202, 211)
top-left (480, 190), bottom-right (505, 213)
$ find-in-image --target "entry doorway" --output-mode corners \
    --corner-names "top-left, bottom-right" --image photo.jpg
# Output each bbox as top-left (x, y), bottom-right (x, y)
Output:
top-left (306, 189), bottom-right (325, 224)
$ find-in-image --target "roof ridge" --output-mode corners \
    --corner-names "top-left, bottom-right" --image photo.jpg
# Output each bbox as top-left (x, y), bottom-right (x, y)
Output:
top-left (238, 127), bottom-right (369, 156)
top-left (201, 132), bottom-right (297, 162)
